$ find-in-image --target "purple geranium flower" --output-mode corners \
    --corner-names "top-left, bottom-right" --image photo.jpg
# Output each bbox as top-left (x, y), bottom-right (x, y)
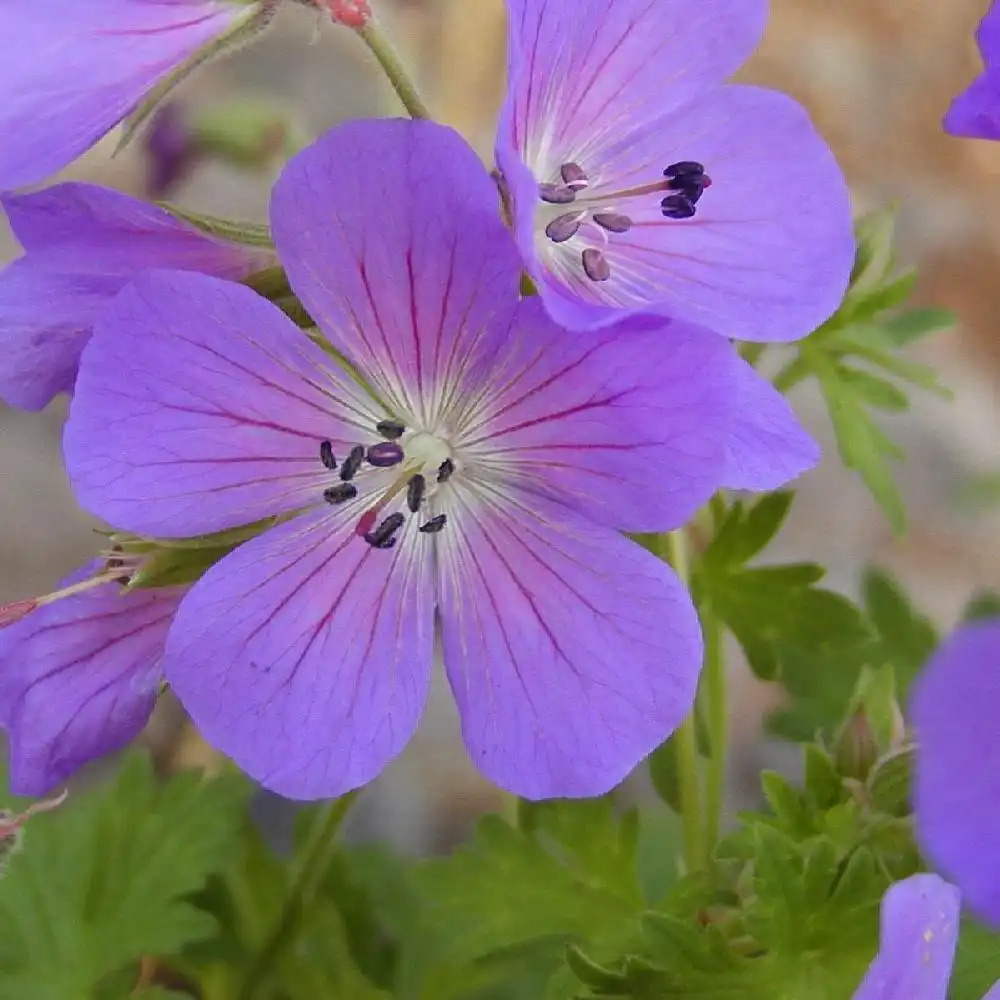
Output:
top-left (945, 2), bottom-right (1000, 139)
top-left (853, 874), bottom-right (999, 1000)
top-left (0, 564), bottom-right (184, 796)
top-left (0, 0), bottom-right (272, 190)
top-left (495, 0), bottom-right (855, 341)
top-left (0, 182), bottom-right (271, 411)
top-left (64, 119), bottom-right (739, 800)
top-left (911, 618), bottom-right (1000, 927)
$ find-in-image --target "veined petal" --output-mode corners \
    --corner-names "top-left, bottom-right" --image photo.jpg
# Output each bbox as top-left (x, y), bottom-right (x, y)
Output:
top-left (852, 875), bottom-right (960, 1000)
top-left (912, 619), bottom-right (1000, 926)
top-left (723, 358), bottom-right (819, 491)
top-left (0, 183), bottom-right (269, 411)
top-left (438, 490), bottom-right (701, 799)
top-left (499, 0), bottom-right (767, 179)
top-left (511, 85), bottom-right (854, 340)
top-left (461, 301), bottom-right (736, 532)
top-left (0, 0), bottom-right (243, 189)
top-left (945, 1), bottom-right (1000, 139)
top-left (65, 270), bottom-right (383, 538)
top-left (0, 566), bottom-right (180, 796)
top-left (271, 119), bottom-right (523, 425)
top-left (164, 507), bottom-right (435, 800)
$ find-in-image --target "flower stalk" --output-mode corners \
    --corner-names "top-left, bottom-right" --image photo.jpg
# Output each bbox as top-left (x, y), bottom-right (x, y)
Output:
top-left (356, 18), bottom-right (431, 120)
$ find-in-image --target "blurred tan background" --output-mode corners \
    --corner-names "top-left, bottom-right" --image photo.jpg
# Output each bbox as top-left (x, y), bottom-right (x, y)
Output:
top-left (1, 0), bottom-right (999, 838)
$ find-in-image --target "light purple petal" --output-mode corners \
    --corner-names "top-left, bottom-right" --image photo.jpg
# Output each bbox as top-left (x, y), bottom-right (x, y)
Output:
top-left (945, 2), bottom-right (1000, 139)
top-left (504, 85), bottom-right (854, 339)
top-left (0, 183), bottom-right (269, 411)
top-left (852, 875), bottom-right (960, 1000)
top-left (722, 358), bottom-right (819, 491)
top-left (500, 0), bottom-right (767, 182)
top-left (912, 618), bottom-right (1000, 927)
top-left (271, 118), bottom-right (524, 418)
top-left (0, 0), bottom-right (241, 189)
top-left (463, 301), bottom-right (736, 532)
top-left (438, 492), bottom-right (701, 798)
top-left (164, 508), bottom-right (435, 800)
top-left (65, 269), bottom-right (384, 538)
top-left (0, 565), bottom-right (180, 796)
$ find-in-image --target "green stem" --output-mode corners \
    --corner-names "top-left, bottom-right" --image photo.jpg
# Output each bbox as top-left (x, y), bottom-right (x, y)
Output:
top-left (357, 19), bottom-right (432, 120)
top-left (238, 793), bottom-right (357, 1000)
top-left (702, 607), bottom-right (726, 856)
top-left (662, 530), bottom-right (703, 872)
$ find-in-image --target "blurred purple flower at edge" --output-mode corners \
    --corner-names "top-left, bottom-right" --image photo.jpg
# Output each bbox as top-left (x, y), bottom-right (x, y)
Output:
top-left (945, 0), bottom-right (1000, 139)
top-left (62, 119), bottom-right (741, 801)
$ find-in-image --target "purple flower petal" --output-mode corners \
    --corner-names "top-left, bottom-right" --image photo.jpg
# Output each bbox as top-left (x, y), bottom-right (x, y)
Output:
top-left (945, 2), bottom-right (1000, 139)
top-left (164, 507), bottom-right (435, 800)
top-left (723, 357), bottom-right (819, 491)
top-left (501, 84), bottom-right (854, 339)
top-left (0, 565), bottom-right (180, 796)
top-left (469, 300), bottom-right (736, 532)
top-left (0, 0), bottom-right (242, 189)
top-left (852, 875), bottom-right (960, 1000)
top-left (501, 0), bottom-right (767, 176)
top-left (65, 270), bottom-right (384, 538)
top-left (0, 183), bottom-right (269, 410)
top-left (438, 492), bottom-right (701, 798)
top-left (912, 618), bottom-right (1000, 926)
top-left (270, 118), bottom-right (524, 414)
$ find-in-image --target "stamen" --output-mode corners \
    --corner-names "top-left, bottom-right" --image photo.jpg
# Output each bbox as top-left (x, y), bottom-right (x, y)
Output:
top-left (324, 483), bottom-right (358, 505)
top-left (545, 212), bottom-right (583, 244)
top-left (367, 442), bottom-right (405, 468)
top-left (593, 212), bottom-right (633, 234)
top-left (437, 458), bottom-right (455, 483)
top-left (560, 162), bottom-right (589, 190)
top-left (406, 474), bottom-right (426, 513)
top-left (319, 440), bottom-right (337, 470)
top-left (661, 194), bottom-right (697, 220)
top-left (664, 160), bottom-right (705, 180)
top-left (340, 444), bottom-right (365, 481)
top-left (364, 512), bottom-right (405, 550)
top-left (582, 248), bottom-right (611, 282)
top-left (539, 183), bottom-right (577, 205)
top-left (419, 514), bottom-right (448, 535)
top-left (376, 419), bottom-right (406, 440)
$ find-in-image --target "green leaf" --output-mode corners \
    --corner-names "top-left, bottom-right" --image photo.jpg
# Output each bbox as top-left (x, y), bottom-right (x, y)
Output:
top-left (963, 590), bottom-right (1000, 623)
top-left (950, 920), bottom-right (1000, 1000)
top-left (880, 307), bottom-right (955, 346)
top-left (0, 754), bottom-right (249, 1000)
top-left (704, 492), bottom-right (795, 568)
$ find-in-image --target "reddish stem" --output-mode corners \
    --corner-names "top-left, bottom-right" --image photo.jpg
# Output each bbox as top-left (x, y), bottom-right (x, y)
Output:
top-left (323, 0), bottom-right (371, 27)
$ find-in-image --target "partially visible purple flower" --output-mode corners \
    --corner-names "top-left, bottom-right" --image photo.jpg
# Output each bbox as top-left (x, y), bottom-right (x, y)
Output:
top-left (495, 0), bottom-right (855, 341)
top-left (0, 0), bottom-right (272, 190)
top-left (945, 2), bottom-right (1000, 139)
top-left (0, 564), bottom-right (183, 796)
top-left (911, 618), bottom-right (1000, 927)
top-left (145, 103), bottom-right (198, 198)
top-left (0, 182), bottom-right (271, 411)
top-left (64, 119), bottom-right (740, 801)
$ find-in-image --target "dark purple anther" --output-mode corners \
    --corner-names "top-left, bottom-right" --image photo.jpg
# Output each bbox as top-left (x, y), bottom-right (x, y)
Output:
top-left (406, 474), bottom-right (425, 513)
top-left (324, 483), bottom-right (358, 505)
top-left (661, 194), bottom-right (697, 220)
top-left (364, 512), bottom-right (405, 550)
top-left (376, 419), bottom-right (405, 440)
top-left (539, 183), bottom-right (577, 205)
top-left (593, 212), bottom-right (633, 234)
top-left (545, 213), bottom-right (583, 244)
top-left (319, 440), bottom-right (337, 470)
top-left (419, 514), bottom-right (448, 534)
top-left (437, 458), bottom-right (455, 483)
top-left (664, 160), bottom-right (705, 180)
top-left (582, 248), bottom-right (611, 282)
top-left (367, 442), bottom-right (404, 468)
top-left (560, 162), bottom-right (589, 189)
top-left (340, 444), bottom-right (365, 481)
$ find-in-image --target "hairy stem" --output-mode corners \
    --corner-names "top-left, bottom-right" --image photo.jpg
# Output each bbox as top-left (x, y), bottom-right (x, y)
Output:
top-left (357, 18), bottom-right (432, 120)
top-left (702, 607), bottom-right (726, 857)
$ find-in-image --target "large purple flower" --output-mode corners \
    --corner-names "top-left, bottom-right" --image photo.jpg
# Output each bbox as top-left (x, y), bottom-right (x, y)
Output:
top-left (495, 0), bottom-right (855, 341)
top-left (0, 0), bottom-right (266, 189)
top-left (64, 119), bottom-right (739, 800)
top-left (0, 565), bottom-right (183, 796)
top-left (852, 874), bottom-right (1000, 1000)
top-left (0, 182), bottom-right (271, 411)
top-left (911, 618), bottom-right (1000, 927)
top-left (945, 2), bottom-right (1000, 140)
